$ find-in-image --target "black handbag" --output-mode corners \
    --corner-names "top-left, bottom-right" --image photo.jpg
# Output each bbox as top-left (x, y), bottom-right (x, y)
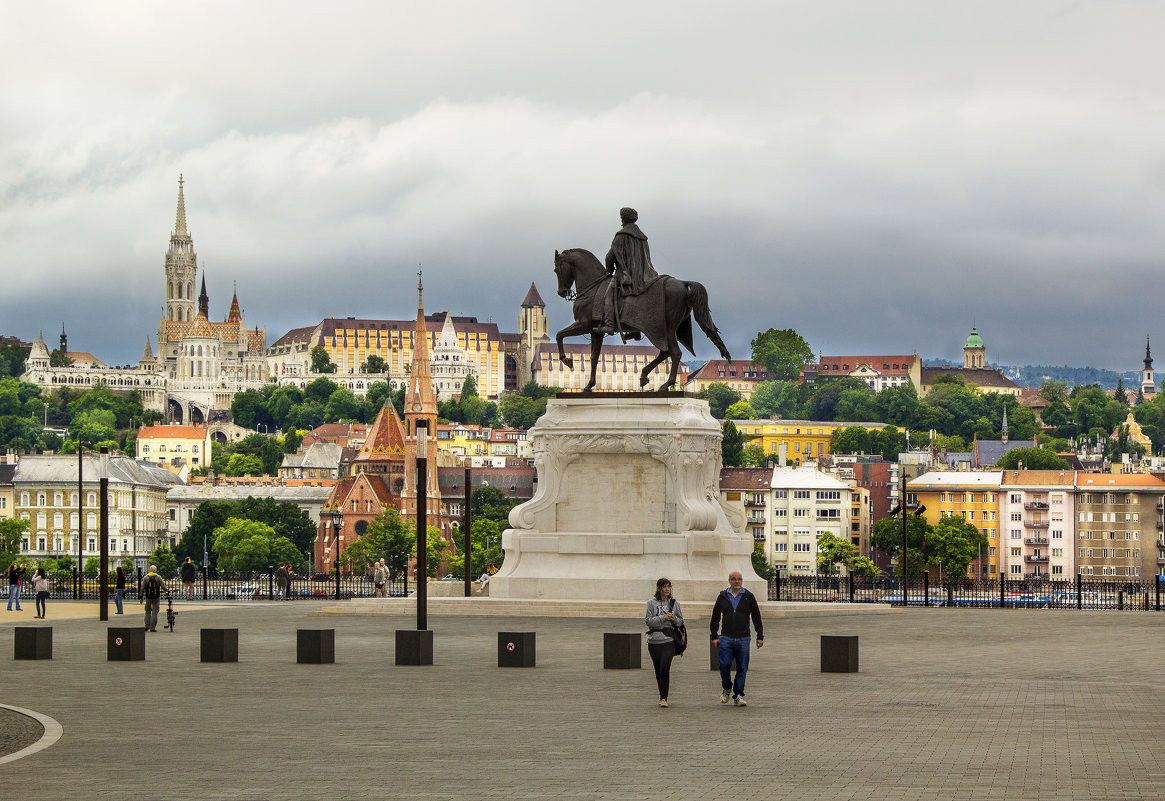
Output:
top-left (668, 599), bottom-right (687, 656)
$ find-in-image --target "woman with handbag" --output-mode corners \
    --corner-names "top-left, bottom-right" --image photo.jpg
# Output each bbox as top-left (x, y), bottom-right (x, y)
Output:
top-left (645, 577), bottom-right (684, 708)
top-left (31, 568), bottom-right (49, 619)
top-left (114, 566), bottom-right (127, 614)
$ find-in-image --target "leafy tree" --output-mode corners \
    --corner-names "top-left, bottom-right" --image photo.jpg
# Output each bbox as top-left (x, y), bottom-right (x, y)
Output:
top-left (282, 429), bottom-right (303, 454)
top-left (724, 400), bottom-right (755, 420)
top-left (1114, 378), bottom-right (1128, 406)
top-left (849, 556), bottom-right (880, 579)
top-left (699, 382), bottom-right (741, 419)
top-left (344, 509), bottom-right (415, 578)
top-left (927, 515), bottom-right (988, 580)
top-left (365, 381), bottom-right (389, 414)
top-left (447, 518), bottom-right (504, 580)
top-left (49, 349), bottom-right (73, 367)
top-left (461, 374), bottom-right (479, 398)
top-left (324, 388), bottom-right (361, 422)
top-left (742, 443), bottom-right (768, 467)
top-left (748, 379), bottom-right (801, 419)
top-left (831, 426), bottom-right (873, 455)
top-left (0, 342), bottom-right (29, 378)
top-left (1038, 380), bottom-right (1070, 405)
top-left (362, 354), bottom-right (389, 374)
top-left (995, 447), bottom-right (1069, 471)
top-left (751, 540), bottom-right (774, 581)
top-left (871, 514), bottom-right (930, 581)
top-left (519, 380), bottom-right (559, 400)
top-left (721, 420), bottom-right (744, 467)
top-left (390, 387), bottom-right (406, 418)
top-left (750, 328), bottom-right (813, 381)
top-left (305, 377), bottom-right (340, 404)
top-left (0, 518), bottom-right (29, 572)
top-left (310, 346), bottom-right (337, 374)
top-left (498, 395), bottom-right (541, 429)
top-left (149, 545), bottom-right (179, 577)
top-left (471, 485), bottom-right (520, 525)
top-left (225, 453), bottom-right (263, 476)
top-left (212, 518), bottom-right (307, 573)
top-left (806, 378), bottom-right (871, 422)
top-left (816, 533), bottom-right (857, 574)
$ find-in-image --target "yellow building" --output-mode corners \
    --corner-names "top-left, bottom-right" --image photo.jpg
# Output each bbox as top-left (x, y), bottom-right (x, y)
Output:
top-left (731, 419), bottom-right (889, 464)
top-left (907, 471), bottom-right (1003, 578)
top-left (684, 360), bottom-right (769, 399)
top-left (137, 424), bottom-right (214, 471)
top-left (0, 463), bottom-right (14, 521)
top-left (435, 424), bottom-right (532, 467)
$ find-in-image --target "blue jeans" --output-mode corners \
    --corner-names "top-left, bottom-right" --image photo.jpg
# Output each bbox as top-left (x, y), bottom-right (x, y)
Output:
top-left (7, 584), bottom-right (21, 610)
top-left (115, 588), bottom-right (125, 614)
top-left (718, 636), bottom-right (752, 698)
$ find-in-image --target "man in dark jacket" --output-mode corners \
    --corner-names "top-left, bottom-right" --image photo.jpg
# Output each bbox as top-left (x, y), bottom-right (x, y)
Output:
top-left (710, 571), bottom-right (764, 706)
top-left (180, 557), bottom-right (197, 600)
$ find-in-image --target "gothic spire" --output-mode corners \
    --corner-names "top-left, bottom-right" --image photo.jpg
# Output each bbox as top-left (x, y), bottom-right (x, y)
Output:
top-left (1145, 336), bottom-right (1153, 371)
top-left (175, 174), bottom-right (189, 238)
top-left (198, 270), bottom-right (209, 318)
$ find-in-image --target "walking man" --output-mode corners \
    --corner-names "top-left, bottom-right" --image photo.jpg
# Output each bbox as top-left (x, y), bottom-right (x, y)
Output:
top-left (373, 559), bottom-right (389, 598)
top-left (140, 565), bottom-right (168, 632)
top-left (710, 570), bottom-right (764, 707)
top-left (180, 557), bottom-right (197, 600)
top-left (275, 563), bottom-right (290, 600)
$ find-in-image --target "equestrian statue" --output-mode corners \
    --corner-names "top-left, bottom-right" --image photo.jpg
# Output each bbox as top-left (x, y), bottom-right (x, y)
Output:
top-left (554, 207), bottom-right (731, 392)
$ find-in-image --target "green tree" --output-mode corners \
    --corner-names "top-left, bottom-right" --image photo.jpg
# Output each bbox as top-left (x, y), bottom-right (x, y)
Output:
top-left (748, 379), bottom-right (801, 419)
top-left (310, 346), bottom-right (337, 374)
top-left (721, 420), bottom-right (744, 467)
top-left (849, 555), bottom-right (880, 579)
top-left (927, 515), bottom-right (988, 581)
top-left (995, 447), bottom-right (1069, 471)
top-left (831, 425), bottom-right (873, 455)
top-left (324, 388), bottom-right (361, 422)
top-left (49, 349), bottom-right (73, 367)
top-left (699, 383), bottom-right (741, 419)
top-left (0, 518), bottom-right (29, 572)
top-left (750, 328), bottom-right (813, 381)
top-left (498, 395), bottom-right (541, 428)
top-left (212, 518), bottom-right (307, 573)
top-left (282, 429), bottom-right (303, 454)
top-left (305, 377), bottom-right (340, 404)
top-left (362, 354), bottom-right (389, 374)
top-left (751, 540), bottom-right (774, 581)
top-left (149, 545), bottom-right (179, 577)
top-left (871, 514), bottom-right (930, 580)
top-left (519, 380), bottom-right (559, 400)
top-left (742, 442), bottom-right (768, 467)
top-left (471, 485), bottom-right (520, 525)
top-left (225, 453), bottom-right (263, 476)
top-left (447, 518), bottom-right (504, 580)
top-left (1039, 380), bottom-right (1070, 405)
top-left (724, 400), bottom-right (755, 420)
top-left (816, 533), bottom-right (858, 574)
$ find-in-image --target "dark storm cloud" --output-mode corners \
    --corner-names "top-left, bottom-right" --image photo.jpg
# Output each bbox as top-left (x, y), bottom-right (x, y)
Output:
top-left (2, 1), bottom-right (1165, 372)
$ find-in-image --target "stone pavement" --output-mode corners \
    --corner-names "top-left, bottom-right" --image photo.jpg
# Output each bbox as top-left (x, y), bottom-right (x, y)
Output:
top-left (1, 602), bottom-right (1163, 800)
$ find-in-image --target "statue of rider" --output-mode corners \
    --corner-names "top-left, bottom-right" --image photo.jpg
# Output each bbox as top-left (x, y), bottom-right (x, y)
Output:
top-left (596, 207), bottom-right (659, 335)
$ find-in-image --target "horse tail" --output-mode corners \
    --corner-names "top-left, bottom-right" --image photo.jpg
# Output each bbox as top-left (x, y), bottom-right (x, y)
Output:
top-left (686, 281), bottom-right (732, 362)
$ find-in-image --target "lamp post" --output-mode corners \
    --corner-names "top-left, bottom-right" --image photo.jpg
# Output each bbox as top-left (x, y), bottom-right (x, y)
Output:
top-left (329, 508), bottom-right (343, 601)
top-left (42, 402), bottom-right (49, 428)
top-left (415, 419), bottom-right (429, 631)
top-left (463, 465), bottom-right (472, 598)
top-left (98, 446), bottom-right (110, 621)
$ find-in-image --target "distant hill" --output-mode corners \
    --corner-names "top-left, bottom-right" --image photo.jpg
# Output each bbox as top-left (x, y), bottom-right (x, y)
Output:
top-left (923, 359), bottom-right (1139, 390)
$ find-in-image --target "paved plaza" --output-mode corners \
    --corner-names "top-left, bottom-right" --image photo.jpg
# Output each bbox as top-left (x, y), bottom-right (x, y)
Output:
top-left (2, 600), bottom-right (1164, 800)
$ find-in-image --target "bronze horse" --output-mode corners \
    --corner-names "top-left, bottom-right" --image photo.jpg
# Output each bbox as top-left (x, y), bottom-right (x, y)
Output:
top-left (553, 248), bottom-right (731, 392)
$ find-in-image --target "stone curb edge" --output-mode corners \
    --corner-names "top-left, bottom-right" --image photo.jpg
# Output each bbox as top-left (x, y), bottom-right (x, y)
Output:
top-left (0, 704), bottom-right (63, 765)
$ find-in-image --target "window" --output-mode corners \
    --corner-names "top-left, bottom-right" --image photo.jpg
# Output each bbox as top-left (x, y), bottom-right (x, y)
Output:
top-left (1052, 565), bottom-right (1063, 575)
top-left (793, 509), bottom-right (808, 517)
top-left (817, 509), bottom-right (840, 519)
top-left (37, 492), bottom-right (46, 506)
top-left (1052, 529), bottom-right (1063, 539)
top-left (793, 490), bottom-right (810, 499)
top-left (793, 542), bottom-right (812, 552)
top-left (1010, 530), bottom-right (1021, 539)
top-left (816, 491), bottom-right (841, 501)
top-left (1010, 548), bottom-right (1021, 556)
top-left (773, 543), bottom-right (788, 552)
top-left (1010, 565), bottom-right (1022, 574)
top-left (773, 509), bottom-right (787, 517)
top-left (1010, 513), bottom-right (1022, 521)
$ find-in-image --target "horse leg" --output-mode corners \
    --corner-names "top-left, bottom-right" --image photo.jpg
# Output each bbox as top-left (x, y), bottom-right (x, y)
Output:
top-left (639, 351), bottom-right (670, 387)
top-left (658, 338), bottom-right (682, 392)
top-left (582, 332), bottom-right (603, 392)
top-left (556, 320), bottom-right (590, 369)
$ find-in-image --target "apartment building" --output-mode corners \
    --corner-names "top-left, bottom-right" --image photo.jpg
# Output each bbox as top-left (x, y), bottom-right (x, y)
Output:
top-left (767, 465), bottom-right (853, 573)
top-left (999, 470), bottom-right (1076, 580)
top-left (908, 471), bottom-right (1002, 580)
top-left (1074, 473), bottom-right (1165, 579)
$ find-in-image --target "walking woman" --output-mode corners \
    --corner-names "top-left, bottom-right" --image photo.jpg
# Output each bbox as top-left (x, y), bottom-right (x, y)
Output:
top-left (645, 577), bottom-right (684, 708)
top-left (32, 568), bottom-right (49, 619)
top-left (114, 566), bottom-right (126, 614)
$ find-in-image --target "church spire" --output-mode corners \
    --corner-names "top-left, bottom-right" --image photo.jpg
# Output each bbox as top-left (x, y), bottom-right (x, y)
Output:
top-left (1145, 336), bottom-right (1153, 371)
top-left (1001, 405), bottom-right (1009, 442)
top-left (198, 270), bottom-right (209, 318)
top-left (175, 174), bottom-right (189, 238)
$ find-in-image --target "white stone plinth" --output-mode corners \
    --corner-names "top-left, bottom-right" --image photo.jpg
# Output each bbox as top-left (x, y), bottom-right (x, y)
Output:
top-left (489, 394), bottom-right (762, 601)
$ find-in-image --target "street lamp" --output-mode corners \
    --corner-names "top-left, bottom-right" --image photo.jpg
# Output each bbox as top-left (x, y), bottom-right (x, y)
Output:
top-left (329, 508), bottom-right (343, 601)
top-left (42, 402), bottom-right (49, 428)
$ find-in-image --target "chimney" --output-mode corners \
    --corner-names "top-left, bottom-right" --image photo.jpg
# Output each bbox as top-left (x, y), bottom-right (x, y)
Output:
top-left (778, 442), bottom-right (788, 466)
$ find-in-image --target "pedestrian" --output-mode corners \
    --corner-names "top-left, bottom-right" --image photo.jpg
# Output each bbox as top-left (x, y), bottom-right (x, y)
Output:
top-left (31, 568), bottom-right (49, 619)
top-left (114, 565), bottom-right (126, 614)
top-left (140, 564), bottom-right (168, 632)
top-left (275, 563), bottom-right (290, 600)
top-left (180, 556), bottom-right (197, 600)
top-left (373, 559), bottom-right (389, 598)
top-left (7, 561), bottom-right (25, 611)
top-left (645, 577), bottom-right (684, 708)
top-left (284, 563), bottom-right (295, 600)
top-left (710, 570), bottom-right (764, 707)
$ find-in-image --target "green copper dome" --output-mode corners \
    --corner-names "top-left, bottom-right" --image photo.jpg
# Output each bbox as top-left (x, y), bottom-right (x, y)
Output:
top-left (963, 327), bottom-right (984, 348)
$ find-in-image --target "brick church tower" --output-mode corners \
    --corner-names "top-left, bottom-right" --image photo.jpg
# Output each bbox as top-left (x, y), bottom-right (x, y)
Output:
top-left (401, 274), bottom-right (441, 517)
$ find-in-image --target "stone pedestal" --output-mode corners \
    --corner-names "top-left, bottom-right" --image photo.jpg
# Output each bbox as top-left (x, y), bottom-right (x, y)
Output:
top-left (200, 628), bottom-right (239, 663)
top-left (108, 628), bottom-right (145, 661)
top-left (297, 629), bottom-right (335, 664)
top-left (14, 627), bottom-right (52, 660)
top-left (395, 629), bottom-right (434, 665)
top-left (497, 631), bottom-right (536, 668)
top-left (490, 395), bottom-right (761, 601)
top-left (821, 635), bottom-right (859, 673)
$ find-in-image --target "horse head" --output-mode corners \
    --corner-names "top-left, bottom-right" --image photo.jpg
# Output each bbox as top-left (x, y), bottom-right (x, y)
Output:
top-left (553, 249), bottom-right (574, 299)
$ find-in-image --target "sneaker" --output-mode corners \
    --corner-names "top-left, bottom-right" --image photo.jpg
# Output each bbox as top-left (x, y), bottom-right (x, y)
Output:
top-left (720, 689), bottom-right (731, 704)
top-left (734, 695), bottom-right (747, 707)
top-left (659, 699), bottom-right (668, 708)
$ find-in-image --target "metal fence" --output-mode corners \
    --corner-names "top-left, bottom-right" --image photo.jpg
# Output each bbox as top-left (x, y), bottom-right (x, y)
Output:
top-left (27, 568), bottom-right (411, 602)
top-left (767, 572), bottom-right (1165, 611)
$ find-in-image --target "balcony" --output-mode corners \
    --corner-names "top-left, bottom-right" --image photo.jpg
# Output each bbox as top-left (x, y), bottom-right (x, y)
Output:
top-left (745, 499), bottom-right (766, 508)
top-left (1024, 537), bottom-right (1049, 546)
top-left (1024, 501), bottom-right (1050, 511)
top-left (1025, 555), bottom-right (1049, 563)
top-left (1024, 520), bottom-right (1049, 529)
top-left (747, 515), bottom-right (766, 524)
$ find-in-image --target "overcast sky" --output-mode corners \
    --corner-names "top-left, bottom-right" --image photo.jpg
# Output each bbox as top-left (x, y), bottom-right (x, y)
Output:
top-left (3, 1), bottom-right (1164, 372)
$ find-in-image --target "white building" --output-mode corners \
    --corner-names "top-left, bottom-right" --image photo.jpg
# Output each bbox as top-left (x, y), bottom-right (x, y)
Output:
top-left (12, 454), bottom-right (179, 568)
top-left (999, 470), bottom-right (1076, 579)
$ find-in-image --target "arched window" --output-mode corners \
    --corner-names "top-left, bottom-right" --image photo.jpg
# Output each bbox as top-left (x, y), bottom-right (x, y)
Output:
top-left (54, 492), bottom-right (63, 506)
top-left (37, 492), bottom-right (46, 506)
